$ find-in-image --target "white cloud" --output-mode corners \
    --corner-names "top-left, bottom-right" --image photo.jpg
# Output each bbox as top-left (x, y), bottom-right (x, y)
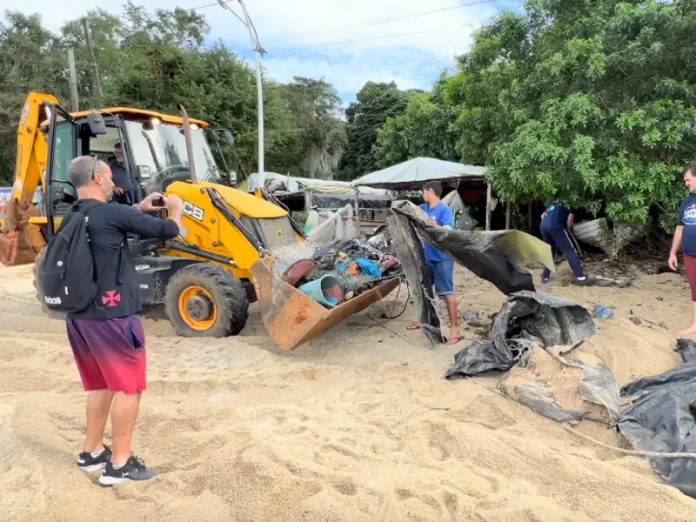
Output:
top-left (2, 0), bottom-right (502, 96)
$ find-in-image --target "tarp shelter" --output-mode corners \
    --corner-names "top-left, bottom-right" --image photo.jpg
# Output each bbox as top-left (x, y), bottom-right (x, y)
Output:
top-left (351, 157), bottom-right (485, 190)
top-left (240, 172), bottom-right (392, 210)
top-left (352, 158), bottom-right (502, 230)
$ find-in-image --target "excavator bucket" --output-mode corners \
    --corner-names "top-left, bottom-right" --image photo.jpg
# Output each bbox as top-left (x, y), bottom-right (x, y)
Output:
top-left (251, 254), bottom-right (401, 351)
top-left (0, 199), bottom-right (43, 266)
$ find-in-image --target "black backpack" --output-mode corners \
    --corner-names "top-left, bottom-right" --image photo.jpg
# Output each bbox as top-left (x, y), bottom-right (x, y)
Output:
top-left (40, 200), bottom-right (105, 313)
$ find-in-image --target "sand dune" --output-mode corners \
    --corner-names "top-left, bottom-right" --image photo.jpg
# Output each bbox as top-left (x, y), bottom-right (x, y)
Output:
top-left (0, 262), bottom-right (695, 521)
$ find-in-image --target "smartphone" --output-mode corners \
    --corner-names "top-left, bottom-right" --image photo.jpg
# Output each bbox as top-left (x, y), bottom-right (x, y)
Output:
top-left (152, 196), bottom-right (165, 207)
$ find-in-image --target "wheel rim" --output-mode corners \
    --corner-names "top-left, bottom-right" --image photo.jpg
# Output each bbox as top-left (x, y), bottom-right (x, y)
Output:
top-left (178, 286), bottom-right (218, 331)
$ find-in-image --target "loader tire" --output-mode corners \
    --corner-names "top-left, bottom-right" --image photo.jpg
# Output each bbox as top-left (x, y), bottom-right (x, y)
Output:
top-left (165, 263), bottom-right (249, 338)
top-left (32, 248), bottom-right (67, 321)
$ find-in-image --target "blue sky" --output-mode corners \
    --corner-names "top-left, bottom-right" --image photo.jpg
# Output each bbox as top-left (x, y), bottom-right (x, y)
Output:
top-left (5, 0), bottom-right (521, 103)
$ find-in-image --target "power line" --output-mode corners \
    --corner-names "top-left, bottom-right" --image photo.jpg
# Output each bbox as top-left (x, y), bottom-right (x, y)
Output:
top-left (236, 23), bottom-right (474, 56)
top-left (190, 0), bottom-right (497, 45)
top-left (261, 0), bottom-right (497, 43)
top-left (190, 0), bottom-right (233, 10)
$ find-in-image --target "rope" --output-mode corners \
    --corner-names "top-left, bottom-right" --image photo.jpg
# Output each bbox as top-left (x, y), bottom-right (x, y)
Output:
top-left (559, 424), bottom-right (696, 460)
top-left (367, 314), bottom-right (451, 364)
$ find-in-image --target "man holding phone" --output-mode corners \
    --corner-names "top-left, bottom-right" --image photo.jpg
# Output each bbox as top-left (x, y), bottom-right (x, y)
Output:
top-left (60, 155), bottom-right (183, 486)
top-left (407, 181), bottom-right (460, 345)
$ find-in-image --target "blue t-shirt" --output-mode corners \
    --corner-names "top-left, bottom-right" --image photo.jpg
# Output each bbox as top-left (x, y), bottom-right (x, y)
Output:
top-left (678, 194), bottom-right (696, 255)
top-left (541, 202), bottom-right (574, 230)
top-left (419, 202), bottom-right (454, 262)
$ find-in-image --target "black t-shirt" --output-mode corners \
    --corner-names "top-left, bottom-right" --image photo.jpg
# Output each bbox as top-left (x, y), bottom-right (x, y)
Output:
top-left (65, 199), bottom-right (179, 320)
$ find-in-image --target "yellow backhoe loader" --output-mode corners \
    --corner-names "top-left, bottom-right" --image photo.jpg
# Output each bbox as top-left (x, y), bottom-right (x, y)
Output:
top-left (0, 92), bottom-right (399, 349)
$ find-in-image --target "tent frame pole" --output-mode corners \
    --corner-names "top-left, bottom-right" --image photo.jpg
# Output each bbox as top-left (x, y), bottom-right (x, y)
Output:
top-left (485, 183), bottom-right (492, 231)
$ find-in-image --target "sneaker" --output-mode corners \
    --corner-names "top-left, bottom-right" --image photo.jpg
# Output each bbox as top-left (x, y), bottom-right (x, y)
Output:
top-left (99, 456), bottom-right (159, 486)
top-left (77, 445), bottom-right (112, 473)
top-left (574, 275), bottom-right (598, 286)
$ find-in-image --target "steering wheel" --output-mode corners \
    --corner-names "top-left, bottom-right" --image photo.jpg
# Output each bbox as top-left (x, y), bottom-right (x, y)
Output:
top-left (150, 165), bottom-right (191, 192)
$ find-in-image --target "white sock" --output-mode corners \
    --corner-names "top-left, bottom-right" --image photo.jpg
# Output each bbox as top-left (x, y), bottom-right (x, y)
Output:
top-left (577, 276), bottom-right (586, 281)
top-left (90, 448), bottom-right (104, 458)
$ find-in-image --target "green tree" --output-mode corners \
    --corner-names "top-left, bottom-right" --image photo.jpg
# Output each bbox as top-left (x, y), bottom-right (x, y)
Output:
top-left (445, 0), bottom-right (696, 230)
top-left (270, 77), bottom-right (346, 178)
top-left (375, 75), bottom-right (458, 167)
top-left (0, 11), bottom-right (68, 185)
top-left (0, 4), bottom-right (347, 184)
top-left (339, 81), bottom-right (410, 180)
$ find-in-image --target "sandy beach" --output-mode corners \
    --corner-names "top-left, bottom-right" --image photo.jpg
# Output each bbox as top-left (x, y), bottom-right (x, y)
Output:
top-left (1, 260), bottom-right (695, 521)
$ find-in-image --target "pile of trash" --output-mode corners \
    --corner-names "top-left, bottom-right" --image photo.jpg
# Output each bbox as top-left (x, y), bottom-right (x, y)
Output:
top-left (279, 238), bottom-right (402, 308)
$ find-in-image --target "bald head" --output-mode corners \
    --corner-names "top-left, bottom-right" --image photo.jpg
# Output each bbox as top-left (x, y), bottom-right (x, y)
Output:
top-left (68, 156), bottom-right (114, 201)
top-left (68, 156), bottom-right (109, 189)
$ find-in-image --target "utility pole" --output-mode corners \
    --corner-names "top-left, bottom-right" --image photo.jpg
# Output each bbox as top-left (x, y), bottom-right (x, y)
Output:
top-left (81, 18), bottom-right (103, 99)
top-left (67, 48), bottom-right (79, 111)
top-left (216, 0), bottom-right (266, 174)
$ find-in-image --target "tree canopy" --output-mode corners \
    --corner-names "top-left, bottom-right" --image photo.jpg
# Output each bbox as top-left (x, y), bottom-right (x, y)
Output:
top-left (0, 3), bottom-right (347, 184)
top-left (4, 0), bottom-right (696, 232)
top-left (448, 0), bottom-right (696, 230)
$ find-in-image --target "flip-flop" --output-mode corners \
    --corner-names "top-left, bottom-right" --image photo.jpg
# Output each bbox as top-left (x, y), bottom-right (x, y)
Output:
top-left (407, 323), bottom-right (422, 330)
top-left (445, 336), bottom-right (462, 345)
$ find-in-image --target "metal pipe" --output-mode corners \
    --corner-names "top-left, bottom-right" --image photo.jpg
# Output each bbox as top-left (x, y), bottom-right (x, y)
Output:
top-left (179, 104), bottom-right (198, 184)
top-left (485, 183), bottom-right (492, 231)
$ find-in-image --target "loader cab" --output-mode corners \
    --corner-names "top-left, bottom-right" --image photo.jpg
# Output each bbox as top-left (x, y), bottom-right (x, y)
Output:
top-left (42, 104), bottom-right (233, 237)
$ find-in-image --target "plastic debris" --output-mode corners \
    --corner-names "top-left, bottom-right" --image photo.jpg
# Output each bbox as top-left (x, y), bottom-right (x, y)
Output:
top-left (592, 304), bottom-right (615, 321)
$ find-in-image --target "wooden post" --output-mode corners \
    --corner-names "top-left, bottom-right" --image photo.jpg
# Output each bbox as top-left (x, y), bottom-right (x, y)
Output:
top-left (82, 18), bottom-right (103, 98)
top-left (67, 48), bottom-right (79, 111)
top-left (485, 183), bottom-right (492, 231)
top-left (505, 202), bottom-right (512, 230)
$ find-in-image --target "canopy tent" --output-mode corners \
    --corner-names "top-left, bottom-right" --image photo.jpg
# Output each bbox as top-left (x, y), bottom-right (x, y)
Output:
top-left (238, 172), bottom-right (393, 211)
top-left (243, 172), bottom-right (389, 196)
top-left (351, 157), bottom-right (485, 190)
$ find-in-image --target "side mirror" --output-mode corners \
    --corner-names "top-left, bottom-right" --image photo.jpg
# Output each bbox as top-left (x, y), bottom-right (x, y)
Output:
top-left (87, 112), bottom-right (107, 135)
top-left (136, 165), bottom-right (152, 181)
top-left (223, 129), bottom-right (235, 149)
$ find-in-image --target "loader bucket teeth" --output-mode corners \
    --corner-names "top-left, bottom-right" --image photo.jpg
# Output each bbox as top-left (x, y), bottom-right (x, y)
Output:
top-left (250, 254), bottom-right (401, 351)
top-left (0, 200), bottom-right (43, 266)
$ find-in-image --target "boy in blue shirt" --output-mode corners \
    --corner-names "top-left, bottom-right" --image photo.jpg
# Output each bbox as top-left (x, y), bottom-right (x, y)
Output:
top-left (540, 201), bottom-right (594, 285)
top-left (407, 181), bottom-right (461, 345)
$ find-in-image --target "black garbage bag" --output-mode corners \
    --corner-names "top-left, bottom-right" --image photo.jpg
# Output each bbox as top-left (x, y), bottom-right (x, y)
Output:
top-left (618, 361), bottom-right (696, 499)
top-left (390, 205), bottom-right (543, 295)
top-left (676, 338), bottom-right (696, 363)
top-left (445, 291), bottom-right (596, 379)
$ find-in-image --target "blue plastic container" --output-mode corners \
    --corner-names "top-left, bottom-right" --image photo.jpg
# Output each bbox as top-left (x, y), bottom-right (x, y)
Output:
top-left (298, 275), bottom-right (341, 308)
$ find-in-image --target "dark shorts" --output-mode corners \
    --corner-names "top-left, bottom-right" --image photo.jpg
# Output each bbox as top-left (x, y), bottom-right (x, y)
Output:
top-left (427, 259), bottom-right (455, 296)
top-left (66, 315), bottom-right (146, 394)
